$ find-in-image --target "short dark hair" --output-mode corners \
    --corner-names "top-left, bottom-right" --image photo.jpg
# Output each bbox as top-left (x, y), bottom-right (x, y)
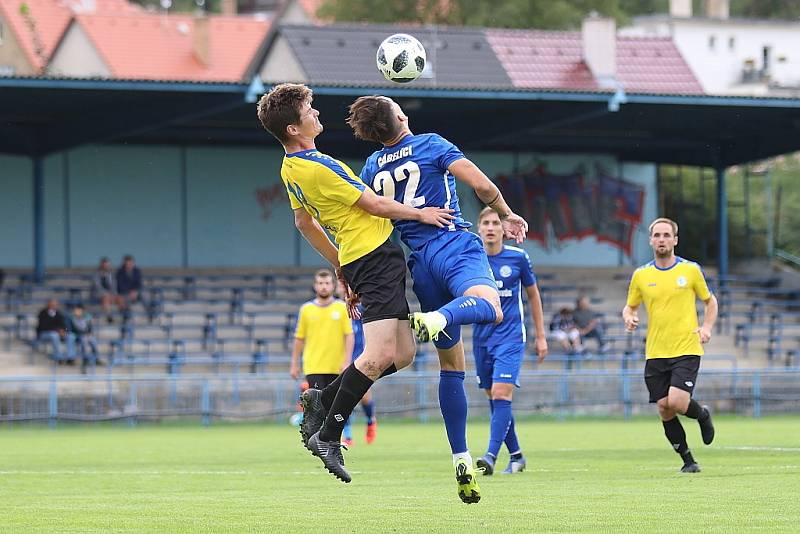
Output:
top-left (346, 95), bottom-right (402, 144)
top-left (257, 83), bottom-right (313, 144)
top-left (123, 255), bottom-right (134, 262)
top-left (314, 269), bottom-right (333, 281)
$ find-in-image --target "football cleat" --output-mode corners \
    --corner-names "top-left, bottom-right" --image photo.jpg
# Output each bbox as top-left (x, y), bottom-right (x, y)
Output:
top-left (455, 458), bottom-right (481, 504)
top-left (299, 389), bottom-right (327, 451)
top-left (408, 312), bottom-right (450, 343)
top-left (307, 431), bottom-right (351, 483)
top-left (699, 405), bottom-right (715, 445)
top-left (476, 455), bottom-right (495, 476)
top-left (365, 421), bottom-right (377, 444)
top-left (680, 462), bottom-right (701, 473)
top-left (501, 456), bottom-right (526, 474)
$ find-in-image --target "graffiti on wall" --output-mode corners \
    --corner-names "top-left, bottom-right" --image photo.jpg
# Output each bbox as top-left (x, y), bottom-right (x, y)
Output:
top-left (255, 183), bottom-right (290, 220)
top-left (494, 164), bottom-right (645, 256)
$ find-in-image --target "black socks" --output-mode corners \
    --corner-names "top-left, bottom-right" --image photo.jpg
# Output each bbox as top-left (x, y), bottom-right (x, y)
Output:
top-left (684, 398), bottom-right (705, 420)
top-left (319, 364), bottom-right (374, 442)
top-left (662, 417), bottom-right (692, 460)
top-left (319, 363), bottom-right (398, 410)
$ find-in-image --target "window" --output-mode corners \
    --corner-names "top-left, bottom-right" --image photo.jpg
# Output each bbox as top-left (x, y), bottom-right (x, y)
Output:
top-left (728, 36), bottom-right (735, 50)
top-left (763, 46), bottom-right (772, 73)
top-left (708, 35), bottom-right (716, 50)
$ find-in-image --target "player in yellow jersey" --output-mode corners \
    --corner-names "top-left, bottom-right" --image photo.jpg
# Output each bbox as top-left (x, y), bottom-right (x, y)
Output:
top-left (291, 270), bottom-right (354, 389)
top-left (622, 217), bottom-right (718, 473)
top-left (257, 83), bottom-right (454, 483)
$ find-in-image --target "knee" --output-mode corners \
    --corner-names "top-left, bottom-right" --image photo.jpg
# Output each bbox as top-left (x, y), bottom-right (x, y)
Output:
top-left (656, 398), bottom-right (672, 417)
top-left (493, 304), bottom-right (504, 324)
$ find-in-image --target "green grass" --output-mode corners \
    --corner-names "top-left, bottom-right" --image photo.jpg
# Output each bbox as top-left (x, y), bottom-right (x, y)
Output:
top-left (1, 416), bottom-right (799, 533)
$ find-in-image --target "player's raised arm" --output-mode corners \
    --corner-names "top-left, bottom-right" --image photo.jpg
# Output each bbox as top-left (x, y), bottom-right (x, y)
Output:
top-left (355, 188), bottom-right (455, 227)
top-left (447, 159), bottom-right (528, 243)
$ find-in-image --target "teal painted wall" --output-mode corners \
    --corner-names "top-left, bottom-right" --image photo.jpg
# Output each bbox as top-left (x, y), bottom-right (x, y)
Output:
top-left (0, 157), bottom-right (33, 267)
top-left (0, 144), bottom-right (656, 269)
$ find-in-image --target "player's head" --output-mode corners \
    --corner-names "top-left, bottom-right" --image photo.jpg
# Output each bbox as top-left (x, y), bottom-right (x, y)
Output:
top-left (477, 207), bottom-right (502, 245)
top-left (576, 295), bottom-right (590, 310)
top-left (346, 95), bottom-right (408, 145)
top-left (648, 217), bottom-right (678, 259)
top-left (257, 83), bottom-right (321, 146)
top-left (313, 268), bottom-right (334, 299)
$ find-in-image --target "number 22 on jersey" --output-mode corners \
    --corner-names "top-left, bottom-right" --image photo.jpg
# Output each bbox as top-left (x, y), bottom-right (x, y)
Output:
top-left (372, 161), bottom-right (426, 207)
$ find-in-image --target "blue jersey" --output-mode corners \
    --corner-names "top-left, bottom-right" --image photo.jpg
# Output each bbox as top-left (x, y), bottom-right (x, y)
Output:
top-left (473, 245), bottom-right (537, 346)
top-left (359, 133), bottom-right (472, 251)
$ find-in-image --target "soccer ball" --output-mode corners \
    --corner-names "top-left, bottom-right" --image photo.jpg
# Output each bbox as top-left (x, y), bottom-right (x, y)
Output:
top-left (376, 33), bottom-right (426, 83)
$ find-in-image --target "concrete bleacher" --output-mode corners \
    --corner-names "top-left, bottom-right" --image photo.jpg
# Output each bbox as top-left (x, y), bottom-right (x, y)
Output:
top-left (1, 265), bottom-right (798, 376)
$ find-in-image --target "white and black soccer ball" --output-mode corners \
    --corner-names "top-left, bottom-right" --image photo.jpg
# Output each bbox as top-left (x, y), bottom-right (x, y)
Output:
top-left (376, 33), bottom-right (426, 84)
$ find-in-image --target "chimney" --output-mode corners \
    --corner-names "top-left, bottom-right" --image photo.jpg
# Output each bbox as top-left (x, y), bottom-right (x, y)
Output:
top-left (706, 0), bottom-right (729, 19)
top-left (193, 15), bottom-right (211, 67)
top-left (221, 0), bottom-right (236, 15)
top-left (669, 0), bottom-right (692, 18)
top-left (582, 14), bottom-right (616, 87)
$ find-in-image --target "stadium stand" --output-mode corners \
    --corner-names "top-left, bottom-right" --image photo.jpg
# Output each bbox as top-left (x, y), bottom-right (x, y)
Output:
top-left (3, 265), bottom-right (795, 379)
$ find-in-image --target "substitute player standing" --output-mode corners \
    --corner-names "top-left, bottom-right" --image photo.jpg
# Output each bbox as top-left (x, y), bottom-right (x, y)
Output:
top-left (473, 208), bottom-right (548, 475)
top-left (622, 217), bottom-right (717, 473)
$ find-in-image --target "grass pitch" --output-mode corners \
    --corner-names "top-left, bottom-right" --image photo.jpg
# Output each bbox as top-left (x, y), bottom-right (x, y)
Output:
top-left (0, 416), bottom-right (798, 533)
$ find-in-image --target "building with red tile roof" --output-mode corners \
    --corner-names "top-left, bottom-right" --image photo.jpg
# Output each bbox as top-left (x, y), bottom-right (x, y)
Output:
top-left (49, 12), bottom-right (272, 81)
top-left (486, 28), bottom-right (703, 94)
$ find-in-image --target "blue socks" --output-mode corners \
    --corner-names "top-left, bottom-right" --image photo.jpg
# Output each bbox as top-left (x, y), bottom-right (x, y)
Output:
top-left (487, 399), bottom-right (513, 458)
top-left (439, 296), bottom-right (496, 327)
top-left (505, 416), bottom-right (521, 456)
top-left (362, 401), bottom-right (375, 425)
top-left (439, 370), bottom-right (468, 454)
top-left (489, 398), bottom-right (522, 456)
top-left (342, 417), bottom-right (352, 441)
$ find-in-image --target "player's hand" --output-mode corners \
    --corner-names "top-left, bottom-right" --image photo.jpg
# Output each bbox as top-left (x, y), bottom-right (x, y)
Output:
top-left (501, 212), bottom-right (528, 244)
top-left (418, 207), bottom-right (455, 227)
top-left (695, 325), bottom-right (712, 343)
top-left (534, 336), bottom-right (548, 363)
top-left (624, 314), bottom-right (639, 332)
top-left (290, 362), bottom-right (300, 380)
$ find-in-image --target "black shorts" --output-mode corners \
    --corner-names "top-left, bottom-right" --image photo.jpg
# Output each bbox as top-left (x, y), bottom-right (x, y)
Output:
top-left (305, 374), bottom-right (338, 390)
top-left (644, 355), bottom-right (701, 403)
top-left (341, 239), bottom-right (409, 324)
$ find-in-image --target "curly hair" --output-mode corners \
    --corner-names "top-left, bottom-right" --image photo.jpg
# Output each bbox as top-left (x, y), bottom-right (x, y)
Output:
top-left (346, 95), bottom-right (402, 144)
top-left (256, 83), bottom-right (312, 143)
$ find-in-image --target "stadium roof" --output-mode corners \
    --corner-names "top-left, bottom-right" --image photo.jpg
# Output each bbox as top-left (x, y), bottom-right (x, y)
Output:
top-left (1, 76), bottom-right (800, 169)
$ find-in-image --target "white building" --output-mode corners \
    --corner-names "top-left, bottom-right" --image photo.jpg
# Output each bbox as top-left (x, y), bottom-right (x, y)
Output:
top-left (621, 0), bottom-right (800, 96)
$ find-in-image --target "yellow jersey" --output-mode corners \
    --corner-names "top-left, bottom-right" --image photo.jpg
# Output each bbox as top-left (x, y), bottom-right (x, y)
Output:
top-left (281, 149), bottom-right (393, 266)
top-left (626, 257), bottom-right (712, 359)
top-left (295, 299), bottom-right (353, 375)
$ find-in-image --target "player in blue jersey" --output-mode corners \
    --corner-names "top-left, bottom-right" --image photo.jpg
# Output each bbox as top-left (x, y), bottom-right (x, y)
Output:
top-left (347, 96), bottom-right (528, 504)
top-left (472, 207), bottom-right (548, 475)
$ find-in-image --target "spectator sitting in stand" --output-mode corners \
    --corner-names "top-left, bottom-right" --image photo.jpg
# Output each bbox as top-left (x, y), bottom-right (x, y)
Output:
top-left (91, 257), bottom-right (124, 323)
top-left (69, 304), bottom-right (100, 370)
top-left (573, 296), bottom-right (610, 354)
top-left (549, 307), bottom-right (584, 354)
top-left (36, 299), bottom-right (76, 364)
top-left (116, 255), bottom-right (143, 316)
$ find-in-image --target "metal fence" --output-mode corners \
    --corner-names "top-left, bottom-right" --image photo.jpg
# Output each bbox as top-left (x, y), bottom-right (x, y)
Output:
top-left (0, 368), bottom-right (798, 426)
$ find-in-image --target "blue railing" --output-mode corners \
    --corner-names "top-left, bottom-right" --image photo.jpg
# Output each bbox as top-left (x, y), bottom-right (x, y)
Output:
top-left (0, 367), bottom-right (798, 426)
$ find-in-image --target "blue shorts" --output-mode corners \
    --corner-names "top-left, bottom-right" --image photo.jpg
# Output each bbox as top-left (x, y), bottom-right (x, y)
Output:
top-left (473, 342), bottom-right (525, 389)
top-left (408, 231), bottom-right (497, 349)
